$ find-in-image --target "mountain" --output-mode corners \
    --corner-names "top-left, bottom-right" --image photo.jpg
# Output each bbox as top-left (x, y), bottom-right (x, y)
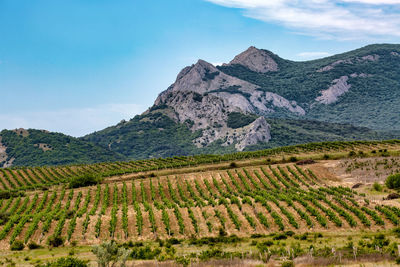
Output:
top-left (0, 128), bottom-right (125, 167)
top-left (219, 44), bottom-right (400, 130)
top-left (3, 44), bottom-right (400, 167)
top-left (84, 44), bottom-right (400, 160)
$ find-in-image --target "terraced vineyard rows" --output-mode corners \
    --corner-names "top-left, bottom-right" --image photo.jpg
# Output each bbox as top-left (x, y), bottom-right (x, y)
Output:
top-left (1, 140), bottom-right (399, 192)
top-left (1, 161), bottom-right (399, 249)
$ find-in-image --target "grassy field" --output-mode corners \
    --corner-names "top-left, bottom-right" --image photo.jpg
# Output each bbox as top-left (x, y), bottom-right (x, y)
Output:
top-left (1, 140), bottom-right (400, 266)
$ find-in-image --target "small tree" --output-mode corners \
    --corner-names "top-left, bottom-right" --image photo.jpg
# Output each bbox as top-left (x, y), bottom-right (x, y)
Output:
top-left (373, 182), bottom-right (382, 191)
top-left (69, 173), bottom-right (102, 189)
top-left (92, 241), bottom-right (131, 267)
top-left (386, 173), bottom-right (400, 189)
top-left (10, 240), bottom-right (24, 251)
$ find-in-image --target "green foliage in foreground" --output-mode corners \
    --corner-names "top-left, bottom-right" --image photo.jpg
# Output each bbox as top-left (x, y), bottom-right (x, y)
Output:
top-left (38, 257), bottom-right (88, 267)
top-left (92, 241), bottom-right (130, 267)
top-left (386, 173), bottom-right (400, 189)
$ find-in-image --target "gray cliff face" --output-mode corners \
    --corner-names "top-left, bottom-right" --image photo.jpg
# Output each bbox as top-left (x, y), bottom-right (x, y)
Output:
top-left (0, 136), bottom-right (13, 168)
top-left (153, 52), bottom-right (304, 150)
top-left (234, 117), bottom-right (271, 151)
top-left (315, 73), bottom-right (373, 105)
top-left (155, 59), bottom-right (258, 105)
top-left (224, 46), bottom-right (279, 73)
top-left (316, 76), bottom-right (351, 104)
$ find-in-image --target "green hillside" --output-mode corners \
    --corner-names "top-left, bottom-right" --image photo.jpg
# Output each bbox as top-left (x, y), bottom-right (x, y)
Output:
top-left (0, 129), bottom-right (125, 167)
top-left (83, 109), bottom-right (395, 160)
top-left (219, 44), bottom-right (400, 130)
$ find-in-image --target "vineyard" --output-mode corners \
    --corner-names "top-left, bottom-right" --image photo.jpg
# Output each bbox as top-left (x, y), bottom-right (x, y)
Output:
top-left (0, 160), bottom-right (399, 249)
top-left (0, 139), bottom-right (399, 193)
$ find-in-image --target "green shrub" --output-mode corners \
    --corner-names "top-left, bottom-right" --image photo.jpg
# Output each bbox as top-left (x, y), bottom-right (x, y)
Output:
top-left (131, 246), bottom-right (161, 260)
top-left (69, 173), bottom-right (102, 188)
top-left (281, 260), bottom-right (294, 267)
top-left (385, 173), bottom-right (400, 189)
top-left (348, 151), bottom-right (356, 157)
top-left (28, 242), bottom-right (42, 250)
top-left (38, 257), bottom-right (88, 267)
top-left (175, 256), bottom-right (190, 267)
top-left (229, 162), bottom-right (238, 168)
top-left (373, 182), bottom-right (383, 191)
top-left (0, 212), bottom-right (10, 225)
top-left (47, 236), bottom-right (64, 247)
top-left (10, 240), bottom-right (24, 251)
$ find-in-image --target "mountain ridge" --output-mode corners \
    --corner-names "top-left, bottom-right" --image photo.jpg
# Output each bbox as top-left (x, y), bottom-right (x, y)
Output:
top-left (2, 43), bottom-right (400, 167)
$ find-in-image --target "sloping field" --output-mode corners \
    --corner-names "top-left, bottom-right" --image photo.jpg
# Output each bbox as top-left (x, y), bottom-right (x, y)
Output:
top-left (0, 140), bottom-right (400, 192)
top-left (1, 140), bottom-right (400, 266)
top-left (0, 161), bottom-right (399, 249)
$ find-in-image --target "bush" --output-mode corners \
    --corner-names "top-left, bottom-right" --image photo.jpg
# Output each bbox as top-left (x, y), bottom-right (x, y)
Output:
top-left (48, 236), bottom-right (64, 247)
top-left (0, 191), bottom-right (25, 199)
top-left (273, 233), bottom-right (287, 240)
top-left (10, 240), bottom-right (24, 251)
top-left (385, 173), bottom-right (400, 189)
top-left (131, 246), bottom-right (161, 260)
top-left (28, 242), bottom-right (43, 250)
top-left (69, 173), bottom-right (102, 188)
top-left (92, 241), bottom-right (130, 266)
top-left (38, 257), bottom-right (88, 267)
top-left (281, 260), bottom-right (294, 267)
top-left (373, 182), bottom-right (383, 191)
top-left (0, 212), bottom-right (9, 225)
top-left (229, 162), bottom-right (238, 168)
top-left (348, 151), bottom-right (356, 157)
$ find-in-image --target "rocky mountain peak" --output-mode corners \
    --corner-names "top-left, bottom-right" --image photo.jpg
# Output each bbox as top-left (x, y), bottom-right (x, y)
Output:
top-left (154, 58), bottom-right (259, 105)
top-left (225, 46), bottom-right (279, 73)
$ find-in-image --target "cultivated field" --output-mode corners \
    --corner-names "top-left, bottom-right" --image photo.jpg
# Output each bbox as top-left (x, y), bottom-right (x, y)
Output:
top-left (1, 140), bottom-right (400, 266)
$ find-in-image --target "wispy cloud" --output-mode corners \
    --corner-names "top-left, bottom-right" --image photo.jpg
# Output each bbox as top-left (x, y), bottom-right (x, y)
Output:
top-left (205, 0), bottom-right (400, 39)
top-left (297, 51), bottom-right (332, 59)
top-left (0, 103), bottom-right (146, 137)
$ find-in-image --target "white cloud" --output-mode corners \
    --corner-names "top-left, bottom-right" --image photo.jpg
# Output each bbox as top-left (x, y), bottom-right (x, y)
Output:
top-left (0, 103), bottom-right (146, 137)
top-left (205, 0), bottom-right (400, 39)
top-left (297, 51), bottom-right (332, 59)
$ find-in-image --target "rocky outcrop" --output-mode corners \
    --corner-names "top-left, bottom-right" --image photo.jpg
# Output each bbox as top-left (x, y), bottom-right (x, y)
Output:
top-left (316, 76), bottom-right (351, 104)
top-left (155, 60), bottom-right (258, 105)
top-left (224, 46), bottom-right (278, 73)
top-left (350, 73), bottom-right (372, 78)
top-left (154, 56), bottom-right (303, 150)
top-left (391, 51), bottom-right (400, 57)
top-left (317, 54), bottom-right (380, 72)
top-left (34, 143), bottom-right (53, 151)
top-left (0, 136), bottom-right (13, 168)
top-left (317, 59), bottom-right (353, 72)
top-left (234, 117), bottom-right (271, 151)
top-left (13, 128), bottom-right (29, 137)
top-left (316, 72), bottom-right (373, 104)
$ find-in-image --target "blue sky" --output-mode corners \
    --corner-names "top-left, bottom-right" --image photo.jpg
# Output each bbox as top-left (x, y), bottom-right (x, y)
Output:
top-left (1, 0), bottom-right (400, 136)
